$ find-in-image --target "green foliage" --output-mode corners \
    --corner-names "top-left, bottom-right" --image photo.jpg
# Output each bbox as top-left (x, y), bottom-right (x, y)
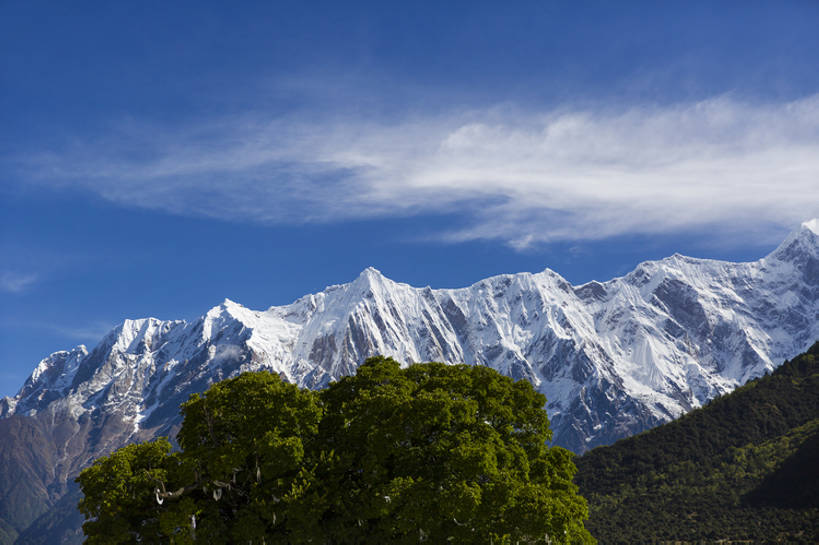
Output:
top-left (77, 358), bottom-right (594, 544)
top-left (76, 439), bottom-right (177, 544)
top-left (575, 341), bottom-right (819, 544)
top-left (311, 358), bottom-right (593, 544)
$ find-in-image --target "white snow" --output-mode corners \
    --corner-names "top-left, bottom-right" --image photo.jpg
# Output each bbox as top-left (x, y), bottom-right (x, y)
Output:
top-left (4, 221), bottom-right (817, 451)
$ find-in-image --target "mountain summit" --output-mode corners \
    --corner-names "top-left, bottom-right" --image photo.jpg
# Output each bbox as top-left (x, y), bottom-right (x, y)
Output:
top-left (0, 222), bottom-right (817, 543)
top-left (4, 222), bottom-right (818, 446)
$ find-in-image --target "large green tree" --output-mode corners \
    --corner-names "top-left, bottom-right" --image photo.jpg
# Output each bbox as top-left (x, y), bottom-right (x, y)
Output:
top-left (77, 357), bottom-right (594, 544)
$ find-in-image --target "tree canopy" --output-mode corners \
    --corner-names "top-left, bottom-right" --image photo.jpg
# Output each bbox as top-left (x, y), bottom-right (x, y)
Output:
top-left (77, 356), bottom-right (594, 544)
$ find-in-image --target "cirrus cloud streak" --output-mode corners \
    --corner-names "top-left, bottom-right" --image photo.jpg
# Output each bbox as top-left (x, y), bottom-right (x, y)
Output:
top-left (15, 95), bottom-right (819, 247)
top-left (0, 272), bottom-right (38, 294)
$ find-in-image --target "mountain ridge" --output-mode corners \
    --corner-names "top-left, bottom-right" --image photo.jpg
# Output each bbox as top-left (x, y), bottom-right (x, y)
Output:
top-left (0, 220), bottom-right (817, 543)
top-left (4, 220), bottom-right (818, 445)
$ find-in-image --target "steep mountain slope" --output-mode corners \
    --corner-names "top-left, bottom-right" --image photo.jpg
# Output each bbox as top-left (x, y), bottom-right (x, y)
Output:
top-left (575, 341), bottom-right (819, 544)
top-left (0, 220), bottom-right (817, 544)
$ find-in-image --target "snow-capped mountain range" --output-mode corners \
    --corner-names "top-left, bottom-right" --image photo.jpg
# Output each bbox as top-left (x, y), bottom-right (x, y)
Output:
top-left (0, 220), bottom-right (817, 543)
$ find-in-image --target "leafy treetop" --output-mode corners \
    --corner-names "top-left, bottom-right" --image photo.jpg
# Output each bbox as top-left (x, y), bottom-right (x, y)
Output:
top-left (77, 356), bottom-right (594, 544)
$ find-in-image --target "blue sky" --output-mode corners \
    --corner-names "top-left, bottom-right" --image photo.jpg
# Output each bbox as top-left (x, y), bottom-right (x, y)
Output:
top-left (2, 1), bottom-right (818, 397)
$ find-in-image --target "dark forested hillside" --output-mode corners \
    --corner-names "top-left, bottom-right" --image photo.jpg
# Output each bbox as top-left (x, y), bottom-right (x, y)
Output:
top-left (575, 341), bottom-right (819, 544)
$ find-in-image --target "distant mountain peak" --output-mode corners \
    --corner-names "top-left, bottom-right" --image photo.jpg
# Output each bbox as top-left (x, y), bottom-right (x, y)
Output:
top-left (1, 224), bottom-right (818, 543)
top-left (345, 267), bottom-right (402, 300)
top-left (353, 266), bottom-right (387, 285)
top-left (769, 218), bottom-right (819, 264)
top-left (783, 218), bottom-right (818, 243)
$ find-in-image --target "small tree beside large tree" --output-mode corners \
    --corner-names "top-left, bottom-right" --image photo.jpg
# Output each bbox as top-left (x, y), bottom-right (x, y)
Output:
top-left (77, 356), bottom-right (595, 544)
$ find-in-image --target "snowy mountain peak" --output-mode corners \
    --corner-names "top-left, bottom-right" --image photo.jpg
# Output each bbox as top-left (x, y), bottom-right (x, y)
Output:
top-left (32, 345), bottom-right (87, 385)
top-left (351, 266), bottom-right (390, 290)
top-left (768, 219), bottom-right (819, 265)
top-left (11, 344), bottom-right (89, 415)
top-left (213, 298), bottom-right (256, 321)
top-left (2, 225), bottom-right (818, 545)
top-left (792, 220), bottom-right (818, 246)
top-left (2, 224), bottom-right (818, 456)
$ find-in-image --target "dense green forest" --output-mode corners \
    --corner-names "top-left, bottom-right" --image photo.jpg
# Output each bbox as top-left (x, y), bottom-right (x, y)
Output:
top-left (575, 341), bottom-right (819, 544)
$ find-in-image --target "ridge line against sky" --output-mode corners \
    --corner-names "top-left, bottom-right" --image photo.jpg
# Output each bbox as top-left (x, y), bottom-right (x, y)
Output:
top-left (2, 0), bottom-right (819, 397)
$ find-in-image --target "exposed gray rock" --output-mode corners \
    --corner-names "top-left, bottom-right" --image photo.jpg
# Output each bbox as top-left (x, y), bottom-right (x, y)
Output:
top-left (1, 221), bottom-right (817, 543)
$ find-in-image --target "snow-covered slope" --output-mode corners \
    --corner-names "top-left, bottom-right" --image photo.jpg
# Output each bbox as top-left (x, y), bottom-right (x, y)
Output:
top-left (0, 221), bottom-right (817, 543)
top-left (4, 221), bottom-right (818, 454)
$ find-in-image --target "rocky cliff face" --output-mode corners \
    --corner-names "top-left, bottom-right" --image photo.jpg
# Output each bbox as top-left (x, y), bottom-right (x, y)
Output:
top-left (1, 220), bottom-right (817, 543)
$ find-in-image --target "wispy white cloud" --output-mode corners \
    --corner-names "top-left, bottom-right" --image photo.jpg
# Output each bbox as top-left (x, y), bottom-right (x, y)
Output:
top-left (49, 321), bottom-right (116, 342)
top-left (212, 344), bottom-right (244, 365)
top-left (0, 272), bottom-right (38, 293)
top-left (0, 317), bottom-right (114, 343)
top-left (14, 95), bottom-right (819, 246)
